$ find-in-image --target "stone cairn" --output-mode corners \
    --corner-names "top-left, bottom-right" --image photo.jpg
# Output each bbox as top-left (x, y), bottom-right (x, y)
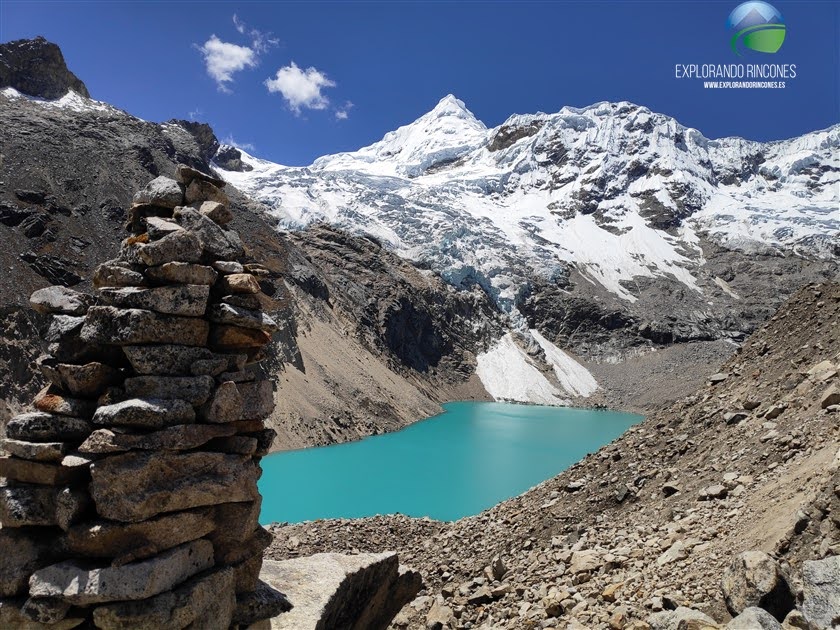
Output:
top-left (0, 166), bottom-right (291, 628)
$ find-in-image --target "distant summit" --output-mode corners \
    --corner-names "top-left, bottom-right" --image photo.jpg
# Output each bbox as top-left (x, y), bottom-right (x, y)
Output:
top-left (0, 36), bottom-right (90, 99)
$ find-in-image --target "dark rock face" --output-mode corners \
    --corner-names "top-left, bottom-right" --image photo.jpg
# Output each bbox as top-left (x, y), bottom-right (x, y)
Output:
top-left (215, 145), bottom-right (254, 172)
top-left (0, 36), bottom-right (89, 99)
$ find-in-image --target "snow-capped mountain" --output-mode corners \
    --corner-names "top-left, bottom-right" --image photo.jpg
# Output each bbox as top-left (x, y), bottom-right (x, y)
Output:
top-left (221, 95), bottom-right (838, 312)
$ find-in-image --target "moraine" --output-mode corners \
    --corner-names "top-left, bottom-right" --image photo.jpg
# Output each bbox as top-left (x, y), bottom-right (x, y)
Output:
top-left (258, 402), bottom-right (640, 524)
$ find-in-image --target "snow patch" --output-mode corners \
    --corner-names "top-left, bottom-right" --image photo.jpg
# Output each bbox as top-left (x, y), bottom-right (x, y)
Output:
top-left (530, 330), bottom-right (598, 397)
top-left (1, 86), bottom-right (123, 116)
top-left (476, 333), bottom-right (566, 405)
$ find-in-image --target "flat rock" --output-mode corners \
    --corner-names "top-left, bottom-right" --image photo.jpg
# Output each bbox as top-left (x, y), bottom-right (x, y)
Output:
top-left (6, 412), bottom-right (92, 443)
top-left (213, 260), bottom-right (243, 274)
top-left (93, 398), bottom-right (195, 429)
top-left (29, 539), bottom-right (214, 605)
top-left (726, 607), bottom-right (781, 629)
top-left (176, 164), bottom-right (226, 188)
top-left (33, 386), bottom-right (96, 418)
top-left (200, 381), bottom-right (243, 423)
top-left (0, 529), bottom-right (58, 597)
top-left (93, 260), bottom-right (146, 288)
top-left (92, 566), bottom-right (234, 630)
top-left (90, 451), bottom-right (260, 522)
top-left (123, 375), bottom-right (215, 406)
top-left (721, 551), bottom-right (793, 620)
top-left (1, 438), bottom-right (67, 462)
top-left (205, 435), bottom-right (257, 455)
top-left (208, 303), bottom-right (278, 332)
top-left (649, 607), bottom-right (718, 630)
top-left (218, 273), bottom-right (260, 294)
top-left (0, 598), bottom-right (84, 629)
top-left (208, 499), bottom-right (262, 558)
top-left (820, 385), bottom-right (840, 409)
top-left (569, 550), bottom-right (603, 574)
top-left (195, 200), bottom-right (233, 225)
top-left (709, 373), bottom-right (729, 384)
top-left (99, 285), bottom-right (209, 317)
top-left (81, 306), bottom-right (209, 346)
top-left (184, 179), bottom-right (229, 205)
top-left (174, 207), bottom-right (242, 260)
top-left (133, 230), bottom-right (202, 267)
top-left (699, 484), bottom-right (728, 500)
top-left (258, 553), bottom-right (422, 630)
top-left (0, 456), bottom-right (84, 486)
top-left (0, 485), bottom-right (86, 529)
top-left (65, 507), bottom-right (215, 561)
top-left (29, 286), bottom-right (92, 315)
top-left (232, 580), bottom-right (292, 627)
top-left (144, 216), bottom-right (182, 239)
top-left (222, 293), bottom-right (262, 310)
top-left (238, 380), bottom-right (275, 420)
top-left (132, 176), bottom-right (184, 208)
top-left (800, 555), bottom-right (840, 629)
top-left (214, 526), bottom-right (271, 565)
top-left (145, 262), bottom-right (218, 285)
top-left (209, 325), bottom-right (271, 350)
top-left (79, 423), bottom-right (237, 454)
top-left (122, 344), bottom-right (242, 375)
top-left (38, 361), bottom-right (121, 398)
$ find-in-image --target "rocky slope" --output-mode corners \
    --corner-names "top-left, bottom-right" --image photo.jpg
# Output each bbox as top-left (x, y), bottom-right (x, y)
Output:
top-left (267, 281), bottom-right (840, 629)
top-left (0, 37), bottom-right (501, 449)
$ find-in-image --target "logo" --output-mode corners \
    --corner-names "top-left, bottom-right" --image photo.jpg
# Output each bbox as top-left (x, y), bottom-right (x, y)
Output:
top-left (727, 1), bottom-right (786, 56)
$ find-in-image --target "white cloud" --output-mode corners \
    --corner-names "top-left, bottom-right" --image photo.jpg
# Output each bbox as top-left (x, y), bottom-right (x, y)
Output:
top-left (233, 14), bottom-right (246, 34)
top-left (188, 108), bottom-right (203, 120)
top-left (221, 134), bottom-right (256, 152)
top-left (335, 100), bottom-right (353, 120)
top-left (232, 14), bottom-right (278, 54)
top-left (265, 62), bottom-right (336, 114)
top-left (198, 35), bottom-right (257, 92)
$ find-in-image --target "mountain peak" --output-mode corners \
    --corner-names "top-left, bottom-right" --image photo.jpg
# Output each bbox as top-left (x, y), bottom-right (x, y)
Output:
top-left (427, 94), bottom-right (482, 126)
top-left (0, 36), bottom-right (90, 99)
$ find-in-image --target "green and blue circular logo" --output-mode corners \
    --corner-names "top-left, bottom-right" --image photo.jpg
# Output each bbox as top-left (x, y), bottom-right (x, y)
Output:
top-left (727, 1), bottom-right (786, 56)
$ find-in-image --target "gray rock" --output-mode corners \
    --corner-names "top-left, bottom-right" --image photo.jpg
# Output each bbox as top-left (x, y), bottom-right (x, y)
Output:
top-left (174, 207), bottom-right (243, 260)
top-left (724, 411), bottom-right (749, 425)
top-left (29, 286), bottom-right (92, 315)
top-left (132, 230), bottom-right (203, 267)
top-left (426, 598), bottom-right (455, 630)
top-left (79, 423), bottom-right (237, 454)
top-left (0, 597), bottom-right (84, 629)
top-left (207, 499), bottom-right (262, 563)
top-left (93, 260), bottom-right (146, 288)
top-left (144, 262), bottom-right (218, 285)
top-left (259, 553), bottom-right (422, 630)
top-left (195, 201), bottom-right (233, 225)
top-left (232, 580), bottom-right (292, 626)
top-left (222, 293), bottom-right (261, 310)
top-left (568, 550), bottom-right (602, 574)
top-left (208, 303), bottom-right (279, 332)
top-left (0, 528), bottom-right (58, 596)
top-left (709, 373), bottom-right (729, 384)
top-left (699, 484), bottom-right (728, 500)
top-left (0, 485), bottom-right (86, 528)
top-left (21, 596), bottom-right (71, 625)
top-left (38, 360), bottom-right (121, 398)
top-left (123, 375), bottom-right (215, 407)
top-left (122, 344), bottom-right (242, 376)
top-left (491, 555), bottom-right (507, 581)
top-left (6, 412), bottom-right (92, 442)
top-left (33, 386), bottom-right (96, 418)
top-left (721, 551), bottom-right (793, 620)
top-left (144, 216), bottom-right (183, 239)
top-left (821, 386), bottom-right (840, 409)
top-left (212, 260), bottom-right (243, 274)
top-left (65, 507), bottom-right (215, 561)
top-left (92, 566), bottom-right (235, 630)
top-left (1, 438), bottom-right (67, 462)
top-left (100, 284), bottom-right (209, 317)
top-left (184, 179), bottom-right (229, 206)
top-left (93, 398), bottom-right (195, 429)
top-left (0, 456), bottom-right (84, 486)
top-left (132, 176), bottom-right (184, 208)
top-left (29, 539), bottom-right (214, 605)
top-left (204, 435), bottom-right (258, 455)
top-left (81, 306), bottom-right (209, 346)
top-left (176, 164), bottom-right (226, 188)
top-left (649, 606), bottom-right (718, 630)
top-left (89, 451), bottom-right (260, 522)
top-left (727, 607), bottom-right (782, 629)
top-left (238, 380), bottom-right (275, 420)
top-left (199, 381), bottom-right (243, 423)
top-left (800, 555), bottom-right (840, 629)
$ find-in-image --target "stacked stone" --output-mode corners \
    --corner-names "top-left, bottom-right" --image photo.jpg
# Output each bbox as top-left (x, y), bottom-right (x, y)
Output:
top-left (0, 166), bottom-right (290, 629)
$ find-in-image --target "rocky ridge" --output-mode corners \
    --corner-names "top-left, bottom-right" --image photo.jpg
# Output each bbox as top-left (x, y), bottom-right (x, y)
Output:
top-left (0, 167), bottom-right (290, 628)
top-left (266, 282), bottom-right (840, 629)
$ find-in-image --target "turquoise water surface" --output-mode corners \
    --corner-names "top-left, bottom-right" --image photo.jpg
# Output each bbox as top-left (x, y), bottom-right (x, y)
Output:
top-left (259, 401), bottom-right (641, 524)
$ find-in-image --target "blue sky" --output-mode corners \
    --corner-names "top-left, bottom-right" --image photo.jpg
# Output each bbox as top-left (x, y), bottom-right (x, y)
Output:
top-left (2, 1), bottom-right (837, 165)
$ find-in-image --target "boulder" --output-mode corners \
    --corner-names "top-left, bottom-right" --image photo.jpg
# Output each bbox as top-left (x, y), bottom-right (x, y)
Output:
top-left (81, 306), bottom-right (209, 346)
top-left (173, 207), bottom-right (242, 260)
top-left (99, 285), bottom-right (210, 317)
top-left (0, 456), bottom-right (84, 486)
top-left (821, 386), bottom-right (840, 409)
top-left (92, 398), bottom-right (195, 429)
top-left (79, 423), bottom-right (237, 454)
top-left (218, 273), bottom-right (261, 294)
top-left (0, 598), bottom-right (84, 629)
top-left (122, 344), bottom-right (243, 376)
top-left (649, 606), bottom-right (719, 630)
top-left (132, 176), bottom-right (184, 208)
top-left (800, 555), bottom-right (840, 629)
top-left (0, 529), bottom-right (58, 597)
top-left (237, 380), bottom-right (275, 420)
top-left (727, 607), bottom-right (781, 629)
top-left (199, 381), bottom-right (244, 423)
top-left (91, 566), bottom-right (235, 630)
top-left (144, 216), bottom-right (183, 240)
top-left (699, 484), bottom-right (728, 500)
top-left (213, 261), bottom-right (244, 274)
top-left (132, 230), bottom-right (202, 267)
top-left (569, 550), bottom-right (603, 574)
top-left (208, 303), bottom-right (278, 332)
top-left (29, 539), bottom-right (214, 605)
top-left (29, 286), bottom-right (92, 316)
top-left (184, 179), bottom-right (229, 206)
top-left (6, 412), bottom-right (92, 443)
top-left (89, 451), bottom-right (260, 522)
top-left (123, 376), bottom-right (215, 407)
top-left (1, 439), bottom-right (67, 462)
top-left (33, 386), bottom-right (96, 418)
top-left (176, 164), bottom-right (226, 188)
top-left (93, 261), bottom-right (146, 288)
top-left (258, 553), bottom-right (422, 630)
top-left (231, 580), bottom-right (292, 627)
top-left (195, 201), bottom-right (233, 225)
top-left (65, 508), bottom-right (215, 561)
top-left (721, 551), bottom-right (793, 620)
top-left (144, 261), bottom-right (218, 286)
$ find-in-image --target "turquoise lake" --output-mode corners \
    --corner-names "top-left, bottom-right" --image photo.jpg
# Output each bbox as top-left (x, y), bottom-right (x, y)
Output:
top-left (258, 402), bottom-right (641, 524)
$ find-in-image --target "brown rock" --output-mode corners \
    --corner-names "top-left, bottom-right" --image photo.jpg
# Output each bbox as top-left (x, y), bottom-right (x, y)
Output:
top-left (81, 306), bottom-right (209, 346)
top-left (0, 528), bottom-right (59, 597)
top-left (218, 273), bottom-right (261, 294)
top-left (820, 385), bottom-right (840, 409)
top-left (231, 580), bottom-right (292, 627)
top-left (89, 451), bottom-right (260, 522)
top-left (40, 361), bottom-right (121, 398)
top-left (199, 381), bottom-right (243, 423)
top-left (195, 200), bottom-right (233, 225)
top-left (0, 598), bottom-right (85, 629)
top-left (1, 439), bottom-right (67, 462)
top-left (93, 260), bottom-right (146, 288)
top-left (176, 164), bottom-right (226, 188)
top-left (0, 456), bottom-right (84, 486)
top-left (214, 526), bottom-right (272, 565)
top-left (145, 262), bottom-right (218, 286)
top-left (33, 386), bottom-right (96, 418)
top-left (238, 380), bottom-right (275, 420)
top-left (122, 344), bottom-right (243, 376)
top-left (185, 179), bottom-right (229, 205)
top-left (79, 423), bottom-right (237, 454)
top-left (209, 325), bottom-right (271, 350)
top-left (0, 485), bottom-right (86, 529)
